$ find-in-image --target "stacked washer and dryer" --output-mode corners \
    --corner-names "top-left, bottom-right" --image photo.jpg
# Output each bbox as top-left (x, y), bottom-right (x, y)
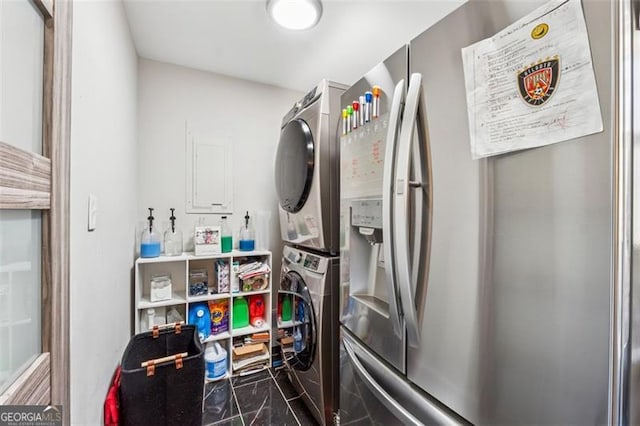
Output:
top-left (274, 80), bottom-right (347, 425)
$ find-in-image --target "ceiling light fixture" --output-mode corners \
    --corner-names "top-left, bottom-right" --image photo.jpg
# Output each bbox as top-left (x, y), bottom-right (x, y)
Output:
top-left (267, 0), bottom-right (323, 31)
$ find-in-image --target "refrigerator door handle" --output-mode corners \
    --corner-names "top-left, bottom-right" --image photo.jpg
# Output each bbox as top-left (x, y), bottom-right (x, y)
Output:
top-left (394, 72), bottom-right (431, 347)
top-left (382, 79), bottom-right (406, 337)
top-left (343, 335), bottom-right (424, 426)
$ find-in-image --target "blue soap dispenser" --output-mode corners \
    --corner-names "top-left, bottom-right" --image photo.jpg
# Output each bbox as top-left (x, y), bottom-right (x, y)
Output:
top-left (140, 207), bottom-right (161, 258)
top-left (239, 211), bottom-right (255, 251)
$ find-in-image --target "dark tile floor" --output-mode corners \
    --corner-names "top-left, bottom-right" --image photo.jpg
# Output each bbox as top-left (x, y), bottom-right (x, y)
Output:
top-left (203, 368), bottom-right (319, 426)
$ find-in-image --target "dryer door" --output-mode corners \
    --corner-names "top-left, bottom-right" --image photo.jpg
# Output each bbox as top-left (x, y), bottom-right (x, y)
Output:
top-left (278, 270), bottom-right (317, 371)
top-left (275, 119), bottom-right (315, 213)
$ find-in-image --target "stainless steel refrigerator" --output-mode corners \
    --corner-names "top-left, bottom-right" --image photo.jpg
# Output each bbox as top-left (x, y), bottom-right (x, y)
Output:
top-left (339, 0), bottom-right (638, 424)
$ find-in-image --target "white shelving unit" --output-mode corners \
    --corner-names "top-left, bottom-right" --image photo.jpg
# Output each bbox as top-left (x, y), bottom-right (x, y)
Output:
top-left (134, 250), bottom-right (272, 377)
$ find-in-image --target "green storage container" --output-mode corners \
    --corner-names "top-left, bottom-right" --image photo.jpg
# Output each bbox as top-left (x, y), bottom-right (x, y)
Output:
top-left (232, 296), bottom-right (249, 329)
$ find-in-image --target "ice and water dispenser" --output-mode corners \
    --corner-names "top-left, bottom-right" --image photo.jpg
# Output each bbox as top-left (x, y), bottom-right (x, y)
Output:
top-left (347, 199), bottom-right (391, 316)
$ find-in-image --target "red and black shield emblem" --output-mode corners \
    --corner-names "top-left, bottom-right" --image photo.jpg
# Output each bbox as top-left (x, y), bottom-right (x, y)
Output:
top-left (517, 57), bottom-right (560, 106)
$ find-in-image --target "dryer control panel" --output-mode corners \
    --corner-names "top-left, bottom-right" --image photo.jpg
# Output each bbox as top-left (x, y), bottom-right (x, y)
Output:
top-left (281, 86), bottom-right (320, 126)
top-left (283, 245), bottom-right (334, 275)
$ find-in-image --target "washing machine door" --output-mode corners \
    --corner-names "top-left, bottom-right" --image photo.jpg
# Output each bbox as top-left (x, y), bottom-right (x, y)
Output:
top-left (275, 119), bottom-right (314, 213)
top-left (279, 270), bottom-right (317, 371)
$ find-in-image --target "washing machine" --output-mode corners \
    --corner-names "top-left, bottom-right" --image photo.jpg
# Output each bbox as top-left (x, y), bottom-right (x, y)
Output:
top-left (278, 245), bottom-right (340, 425)
top-left (275, 79), bottom-right (347, 255)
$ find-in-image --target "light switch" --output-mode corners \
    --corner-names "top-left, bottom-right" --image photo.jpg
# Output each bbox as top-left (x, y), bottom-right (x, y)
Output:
top-left (88, 194), bottom-right (97, 231)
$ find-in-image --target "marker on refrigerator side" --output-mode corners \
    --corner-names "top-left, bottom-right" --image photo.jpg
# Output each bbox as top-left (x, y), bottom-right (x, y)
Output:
top-left (352, 101), bottom-right (359, 130)
top-left (359, 96), bottom-right (365, 127)
top-left (372, 86), bottom-right (381, 118)
top-left (347, 105), bottom-right (354, 134)
top-left (342, 108), bottom-right (348, 135)
top-left (365, 91), bottom-right (372, 123)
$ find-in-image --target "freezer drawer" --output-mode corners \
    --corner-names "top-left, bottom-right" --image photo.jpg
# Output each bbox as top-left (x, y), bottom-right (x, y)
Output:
top-left (339, 328), bottom-right (467, 426)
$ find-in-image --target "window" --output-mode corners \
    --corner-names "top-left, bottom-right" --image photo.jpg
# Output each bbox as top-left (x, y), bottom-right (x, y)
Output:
top-left (0, 0), bottom-right (45, 394)
top-left (0, 0), bottom-right (71, 421)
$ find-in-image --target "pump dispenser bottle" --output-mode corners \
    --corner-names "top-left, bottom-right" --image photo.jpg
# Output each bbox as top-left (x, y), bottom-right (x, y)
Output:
top-left (239, 211), bottom-right (255, 251)
top-left (220, 216), bottom-right (232, 253)
top-left (141, 208), bottom-right (161, 258)
top-left (164, 208), bottom-right (183, 256)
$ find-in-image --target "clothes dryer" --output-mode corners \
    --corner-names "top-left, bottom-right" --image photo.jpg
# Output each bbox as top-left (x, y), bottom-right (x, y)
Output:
top-left (275, 80), bottom-right (347, 255)
top-left (278, 245), bottom-right (340, 425)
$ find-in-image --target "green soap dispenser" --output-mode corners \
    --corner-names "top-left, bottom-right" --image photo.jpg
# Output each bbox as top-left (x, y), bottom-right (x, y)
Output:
top-left (232, 297), bottom-right (249, 329)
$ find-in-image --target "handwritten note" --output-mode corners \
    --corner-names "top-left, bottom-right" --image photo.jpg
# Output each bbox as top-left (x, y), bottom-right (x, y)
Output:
top-left (461, 0), bottom-right (602, 159)
top-left (340, 114), bottom-right (389, 200)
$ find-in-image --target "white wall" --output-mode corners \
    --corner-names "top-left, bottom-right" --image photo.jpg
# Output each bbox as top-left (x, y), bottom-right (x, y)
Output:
top-left (137, 59), bottom-right (302, 277)
top-left (69, 1), bottom-right (138, 424)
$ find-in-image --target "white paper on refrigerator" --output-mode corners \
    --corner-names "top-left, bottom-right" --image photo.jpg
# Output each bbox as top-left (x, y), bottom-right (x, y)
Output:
top-left (461, 0), bottom-right (603, 159)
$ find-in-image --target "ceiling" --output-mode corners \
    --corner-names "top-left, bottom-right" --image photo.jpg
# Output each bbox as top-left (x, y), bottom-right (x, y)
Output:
top-left (123, 0), bottom-right (466, 92)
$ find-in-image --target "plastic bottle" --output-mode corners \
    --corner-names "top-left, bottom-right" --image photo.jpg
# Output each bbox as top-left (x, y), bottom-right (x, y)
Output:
top-left (145, 308), bottom-right (155, 330)
top-left (286, 212), bottom-right (298, 240)
top-left (188, 302), bottom-right (211, 341)
top-left (297, 298), bottom-right (305, 323)
top-left (140, 208), bottom-right (161, 258)
top-left (232, 297), bottom-right (249, 329)
top-left (220, 216), bottom-right (232, 253)
top-left (205, 342), bottom-right (228, 380)
top-left (281, 294), bottom-right (292, 322)
top-left (239, 211), bottom-right (255, 251)
top-left (248, 295), bottom-right (265, 327)
top-left (294, 327), bottom-right (302, 353)
top-left (163, 208), bottom-right (183, 256)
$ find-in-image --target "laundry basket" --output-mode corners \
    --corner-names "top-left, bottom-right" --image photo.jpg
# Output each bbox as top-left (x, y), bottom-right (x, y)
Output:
top-left (120, 323), bottom-right (204, 426)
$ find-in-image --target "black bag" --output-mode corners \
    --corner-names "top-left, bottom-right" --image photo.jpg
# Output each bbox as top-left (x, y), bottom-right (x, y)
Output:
top-left (120, 324), bottom-right (204, 426)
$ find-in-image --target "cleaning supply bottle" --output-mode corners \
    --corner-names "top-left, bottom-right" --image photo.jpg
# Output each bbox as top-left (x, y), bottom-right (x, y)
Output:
top-left (145, 308), bottom-right (156, 330)
top-left (209, 300), bottom-right (229, 335)
top-left (239, 211), bottom-right (255, 251)
top-left (294, 327), bottom-right (302, 353)
top-left (297, 298), bottom-right (305, 323)
top-left (205, 342), bottom-right (228, 380)
top-left (163, 208), bottom-right (183, 256)
top-left (232, 296), bottom-right (249, 329)
top-left (140, 208), bottom-right (161, 258)
top-left (188, 302), bottom-right (211, 341)
top-left (281, 294), bottom-right (292, 322)
top-left (248, 295), bottom-right (265, 327)
top-left (220, 216), bottom-right (232, 253)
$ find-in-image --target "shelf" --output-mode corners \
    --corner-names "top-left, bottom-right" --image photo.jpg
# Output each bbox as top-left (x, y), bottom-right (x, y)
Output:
top-left (277, 319), bottom-right (305, 328)
top-left (230, 249), bottom-right (272, 257)
top-left (186, 250), bottom-right (272, 259)
top-left (136, 250), bottom-right (271, 264)
top-left (231, 324), bottom-right (271, 337)
top-left (136, 253), bottom-right (189, 264)
top-left (232, 289), bottom-right (270, 297)
top-left (138, 294), bottom-right (186, 309)
top-left (188, 293), bottom-right (231, 303)
top-left (235, 364), bottom-right (270, 377)
top-left (134, 249), bottom-right (272, 379)
top-left (202, 332), bottom-right (231, 343)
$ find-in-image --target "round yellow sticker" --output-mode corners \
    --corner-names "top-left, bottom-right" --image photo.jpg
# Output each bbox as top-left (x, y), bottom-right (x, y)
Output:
top-left (531, 23), bottom-right (549, 39)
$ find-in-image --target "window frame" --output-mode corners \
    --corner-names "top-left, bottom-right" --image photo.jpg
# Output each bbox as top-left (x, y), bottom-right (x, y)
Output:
top-left (0, 0), bottom-right (71, 423)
